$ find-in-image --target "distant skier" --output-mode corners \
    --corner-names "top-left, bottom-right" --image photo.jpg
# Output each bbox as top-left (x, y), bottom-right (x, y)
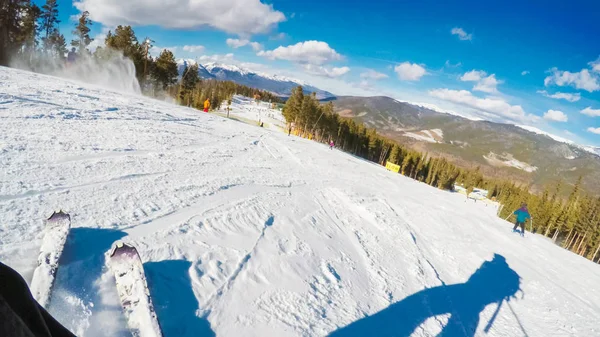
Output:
top-left (66, 48), bottom-right (77, 67)
top-left (203, 99), bottom-right (211, 113)
top-left (329, 140), bottom-right (335, 150)
top-left (512, 203), bottom-right (531, 236)
top-left (288, 125), bottom-right (292, 136)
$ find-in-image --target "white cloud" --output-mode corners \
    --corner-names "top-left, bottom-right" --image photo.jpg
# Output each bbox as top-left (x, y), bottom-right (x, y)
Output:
top-left (249, 42), bottom-right (263, 52)
top-left (303, 64), bottom-right (350, 78)
top-left (226, 38), bottom-right (263, 51)
top-left (74, 0), bottom-right (285, 36)
top-left (451, 27), bottom-right (473, 41)
top-left (258, 41), bottom-right (342, 65)
top-left (536, 90), bottom-right (581, 102)
top-left (544, 67), bottom-right (600, 92)
top-left (394, 62), bottom-right (426, 81)
top-left (521, 70), bottom-right (530, 76)
top-left (473, 74), bottom-right (501, 93)
top-left (460, 70), bottom-right (502, 93)
top-left (588, 127), bottom-right (600, 135)
top-left (150, 46), bottom-right (178, 57)
top-left (581, 107), bottom-right (600, 117)
top-left (428, 88), bottom-right (538, 123)
top-left (226, 38), bottom-right (249, 48)
top-left (358, 80), bottom-right (372, 90)
top-left (87, 26), bottom-right (111, 52)
top-left (444, 60), bottom-right (462, 68)
top-left (182, 45), bottom-right (205, 53)
top-left (460, 70), bottom-right (486, 82)
top-left (270, 32), bottom-right (287, 40)
top-left (543, 110), bottom-right (568, 122)
top-left (198, 53), bottom-right (235, 63)
top-left (589, 57), bottom-right (600, 73)
top-left (360, 69), bottom-right (388, 80)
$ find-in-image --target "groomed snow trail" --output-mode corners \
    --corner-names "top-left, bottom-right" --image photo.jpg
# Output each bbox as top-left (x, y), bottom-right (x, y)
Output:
top-left (1, 66), bottom-right (599, 337)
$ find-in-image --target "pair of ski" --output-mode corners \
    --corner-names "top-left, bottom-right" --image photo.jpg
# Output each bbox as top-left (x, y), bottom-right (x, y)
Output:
top-left (30, 211), bottom-right (163, 337)
top-left (512, 228), bottom-right (525, 238)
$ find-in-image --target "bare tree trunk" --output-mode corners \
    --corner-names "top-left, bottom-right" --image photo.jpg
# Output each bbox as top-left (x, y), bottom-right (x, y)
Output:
top-left (569, 232), bottom-right (581, 250)
top-left (552, 228), bottom-right (560, 242)
top-left (563, 228), bottom-right (575, 248)
top-left (592, 243), bottom-right (600, 262)
top-left (576, 232), bottom-right (588, 253)
top-left (568, 233), bottom-right (580, 251)
top-left (544, 222), bottom-right (553, 237)
top-left (571, 234), bottom-right (582, 252)
top-left (379, 145), bottom-right (390, 165)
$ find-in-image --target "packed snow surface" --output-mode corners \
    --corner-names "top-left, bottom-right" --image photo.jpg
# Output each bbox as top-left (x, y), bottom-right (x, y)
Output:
top-left (404, 129), bottom-right (444, 143)
top-left (1, 66), bottom-right (599, 337)
top-left (223, 95), bottom-right (286, 131)
top-left (484, 152), bottom-right (539, 173)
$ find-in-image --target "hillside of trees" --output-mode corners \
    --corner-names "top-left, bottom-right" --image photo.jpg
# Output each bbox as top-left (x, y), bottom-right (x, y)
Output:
top-left (283, 87), bottom-right (600, 264)
top-left (0, 0), bottom-right (281, 109)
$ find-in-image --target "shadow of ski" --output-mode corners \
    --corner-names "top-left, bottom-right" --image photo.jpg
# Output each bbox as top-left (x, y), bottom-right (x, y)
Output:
top-left (49, 227), bottom-right (129, 336)
top-left (145, 260), bottom-right (215, 337)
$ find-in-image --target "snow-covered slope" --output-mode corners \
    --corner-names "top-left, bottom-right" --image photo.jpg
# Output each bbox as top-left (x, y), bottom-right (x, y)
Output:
top-left (222, 95), bottom-right (287, 131)
top-left (1, 66), bottom-right (599, 337)
top-left (403, 129), bottom-right (444, 143)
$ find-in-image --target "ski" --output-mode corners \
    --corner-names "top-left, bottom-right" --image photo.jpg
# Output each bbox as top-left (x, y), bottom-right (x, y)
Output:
top-left (30, 210), bottom-right (71, 308)
top-left (108, 242), bottom-right (163, 337)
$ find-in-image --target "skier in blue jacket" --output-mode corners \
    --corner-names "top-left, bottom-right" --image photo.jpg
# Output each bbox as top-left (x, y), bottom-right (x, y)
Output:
top-left (512, 203), bottom-right (531, 236)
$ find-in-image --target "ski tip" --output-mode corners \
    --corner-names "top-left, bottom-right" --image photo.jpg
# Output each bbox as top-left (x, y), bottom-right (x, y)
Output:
top-left (48, 210), bottom-right (70, 222)
top-left (109, 241), bottom-right (139, 259)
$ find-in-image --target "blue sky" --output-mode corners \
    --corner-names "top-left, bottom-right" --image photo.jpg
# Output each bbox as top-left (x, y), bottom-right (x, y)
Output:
top-left (47, 0), bottom-right (600, 146)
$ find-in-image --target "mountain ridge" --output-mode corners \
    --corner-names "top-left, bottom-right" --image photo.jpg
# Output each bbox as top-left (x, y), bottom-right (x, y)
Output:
top-left (176, 59), bottom-right (334, 100)
top-left (330, 95), bottom-right (600, 194)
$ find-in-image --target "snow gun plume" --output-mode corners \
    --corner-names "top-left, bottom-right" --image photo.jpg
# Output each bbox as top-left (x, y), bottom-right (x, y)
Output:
top-left (9, 48), bottom-right (141, 95)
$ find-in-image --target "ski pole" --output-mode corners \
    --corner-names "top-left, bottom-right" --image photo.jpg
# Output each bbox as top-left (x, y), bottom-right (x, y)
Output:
top-left (529, 218), bottom-right (533, 233)
top-left (504, 213), bottom-right (514, 221)
top-left (484, 299), bottom-right (503, 333)
top-left (506, 300), bottom-right (529, 337)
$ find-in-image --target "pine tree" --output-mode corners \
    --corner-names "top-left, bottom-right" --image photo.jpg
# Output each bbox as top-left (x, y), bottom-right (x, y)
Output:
top-left (50, 29), bottom-right (67, 59)
top-left (151, 49), bottom-right (178, 90)
top-left (20, 3), bottom-right (41, 58)
top-left (71, 11), bottom-right (93, 54)
top-left (39, 0), bottom-right (60, 53)
top-left (388, 144), bottom-right (400, 164)
top-left (0, 0), bottom-right (34, 65)
top-left (283, 86), bottom-right (304, 124)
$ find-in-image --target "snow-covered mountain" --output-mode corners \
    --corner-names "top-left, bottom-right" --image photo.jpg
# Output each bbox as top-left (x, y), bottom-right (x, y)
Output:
top-left (176, 59), bottom-right (335, 99)
top-left (517, 125), bottom-right (600, 157)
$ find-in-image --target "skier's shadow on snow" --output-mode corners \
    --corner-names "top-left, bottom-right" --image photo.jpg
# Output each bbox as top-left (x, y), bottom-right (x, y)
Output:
top-left (51, 227), bottom-right (129, 335)
top-left (328, 254), bottom-right (524, 337)
top-left (145, 260), bottom-right (215, 337)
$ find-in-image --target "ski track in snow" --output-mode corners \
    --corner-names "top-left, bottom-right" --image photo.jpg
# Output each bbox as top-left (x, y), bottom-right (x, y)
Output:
top-left (1, 66), bottom-right (600, 337)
